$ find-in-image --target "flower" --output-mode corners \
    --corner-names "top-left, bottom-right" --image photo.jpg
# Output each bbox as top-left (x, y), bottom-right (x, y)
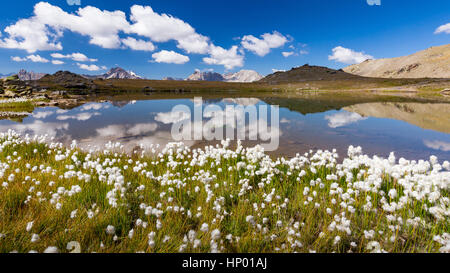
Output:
top-left (106, 225), bottom-right (116, 235)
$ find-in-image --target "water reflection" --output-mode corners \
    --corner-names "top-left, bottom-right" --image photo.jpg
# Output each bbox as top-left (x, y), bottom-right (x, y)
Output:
top-left (0, 98), bottom-right (448, 160)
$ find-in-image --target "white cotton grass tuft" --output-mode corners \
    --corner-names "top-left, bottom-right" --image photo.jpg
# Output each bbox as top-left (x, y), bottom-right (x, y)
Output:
top-left (0, 130), bottom-right (449, 253)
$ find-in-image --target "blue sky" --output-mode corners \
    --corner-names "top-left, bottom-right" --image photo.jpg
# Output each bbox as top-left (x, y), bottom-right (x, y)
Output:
top-left (0, 0), bottom-right (449, 79)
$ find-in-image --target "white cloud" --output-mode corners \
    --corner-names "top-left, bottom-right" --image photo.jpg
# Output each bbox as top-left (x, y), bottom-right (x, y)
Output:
top-left (51, 52), bottom-right (97, 62)
top-left (0, 16), bottom-right (62, 53)
top-left (423, 140), bottom-right (450, 152)
top-left (76, 63), bottom-right (106, 71)
top-left (241, 31), bottom-right (288, 56)
top-left (155, 111), bottom-right (191, 124)
top-left (203, 45), bottom-right (244, 70)
top-left (34, 2), bottom-right (130, 49)
top-left (11, 56), bottom-right (27, 62)
top-left (328, 46), bottom-right (374, 64)
top-left (32, 111), bottom-right (54, 119)
top-left (57, 112), bottom-right (101, 121)
top-left (435, 23), bottom-right (450, 34)
top-left (325, 111), bottom-right (367, 128)
top-left (80, 103), bottom-right (110, 111)
top-left (121, 37), bottom-right (155, 51)
top-left (27, 54), bottom-right (49, 63)
top-left (282, 51), bottom-right (294, 58)
top-left (52, 60), bottom-right (64, 65)
top-left (11, 54), bottom-right (49, 63)
top-left (1, 2), bottom-right (278, 69)
top-left (152, 50), bottom-right (190, 64)
top-left (128, 123), bottom-right (158, 135)
top-left (177, 33), bottom-right (210, 54)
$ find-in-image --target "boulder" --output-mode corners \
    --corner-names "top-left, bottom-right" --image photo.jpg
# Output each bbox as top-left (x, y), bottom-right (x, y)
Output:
top-left (4, 90), bottom-right (17, 98)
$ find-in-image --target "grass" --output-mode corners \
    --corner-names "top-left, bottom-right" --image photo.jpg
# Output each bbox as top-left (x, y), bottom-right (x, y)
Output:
top-left (0, 131), bottom-right (449, 253)
top-left (0, 101), bottom-right (35, 113)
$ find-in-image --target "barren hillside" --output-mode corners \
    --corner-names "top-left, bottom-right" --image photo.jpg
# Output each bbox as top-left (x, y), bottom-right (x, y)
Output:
top-left (344, 44), bottom-right (450, 79)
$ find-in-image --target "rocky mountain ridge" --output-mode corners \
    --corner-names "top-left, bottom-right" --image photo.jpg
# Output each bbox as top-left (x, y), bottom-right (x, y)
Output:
top-left (343, 44), bottom-right (450, 78)
top-left (186, 69), bottom-right (263, 82)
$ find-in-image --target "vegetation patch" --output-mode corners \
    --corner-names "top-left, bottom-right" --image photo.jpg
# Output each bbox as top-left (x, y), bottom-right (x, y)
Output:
top-left (0, 131), bottom-right (449, 253)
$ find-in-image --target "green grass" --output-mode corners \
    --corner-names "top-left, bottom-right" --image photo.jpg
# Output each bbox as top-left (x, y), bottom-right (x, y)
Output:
top-left (0, 101), bottom-right (35, 113)
top-left (0, 134), bottom-right (448, 253)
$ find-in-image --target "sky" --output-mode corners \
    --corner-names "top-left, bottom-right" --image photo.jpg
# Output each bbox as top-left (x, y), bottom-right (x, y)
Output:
top-left (0, 0), bottom-right (449, 79)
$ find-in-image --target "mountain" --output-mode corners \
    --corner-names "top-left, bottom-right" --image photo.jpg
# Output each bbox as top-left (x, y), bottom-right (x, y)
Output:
top-left (187, 70), bottom-right (225, 81)
top-left (163, 77), bottom-right (184, 81)
top-left (37, 71), bottom-right (95, 90)
top-left (103, 67), bottom-right (142, 79)
top-left (223, 70), bottom-right (263, 82)
top-left (343, 44), bottom-right (450, 79)
top-left (0, 72), bottom-right (15, 79)
top-left (259, 64), bottom-right (363, 83)
top-left (345, 102), bottom-right (450, 133)
top-left (18, 69), bottom-right (47, 81)
top-left (83, 67), bottom-right (143, 80)
top-left (186, 69), bottom-right (262, 82)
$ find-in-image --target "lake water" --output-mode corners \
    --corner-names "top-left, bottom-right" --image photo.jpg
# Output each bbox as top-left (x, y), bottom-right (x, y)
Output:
top-left (1, 97), bottom-right (449, 161)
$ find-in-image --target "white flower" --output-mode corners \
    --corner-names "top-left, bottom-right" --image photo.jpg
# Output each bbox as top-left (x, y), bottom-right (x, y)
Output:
top-left (200, 223), bottom-right (209, 233)
top-left (211, 229), bottom-right (221, 240)
top-left (26, 221), bottom-right (34, 232)
top-left (31, 234), bottom-right (40, 243)
top-left (43, 246), bottom-right (59, 253)
top-left (106, 225), bottom-right (116, 235)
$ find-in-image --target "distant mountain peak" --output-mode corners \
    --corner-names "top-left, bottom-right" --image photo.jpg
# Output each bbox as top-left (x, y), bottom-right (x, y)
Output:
top-left (104, 67), bottom-right (142, 79)
top-left (17, 69), bottom-right (47, 81)
top-left (187, 71), bottom-right (224, 81)
top-left (259, 65), bottom-right (362, 83)
top-left (186, 69), bottom-right (262, 82)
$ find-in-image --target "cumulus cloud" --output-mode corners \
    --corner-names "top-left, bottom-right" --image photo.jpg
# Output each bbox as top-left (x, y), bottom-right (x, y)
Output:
top-left (423, 140), bottom-right (450, 152)
top-left (76, 63), bottom-right (106, 71)
top-left (12, 54), bottom-right (49, 63)
top-left (435, 23), bottom-right (450, 34)
top-left (325, 111), bottom-right (367, 128)
top-left (57, 112), bottom-right (101, 121)
top-left (11, 56), bottom-right (27, 62)
top-left (0, 17), bottom-right (62, 53)
top-left (152, 50), bottom-right (190, 64)
top-left (52, 60), bottom-right (64, 65)
top-left (0, 2), bottom-right (129, 51)
top-left (155, 111), bottom-right (191, 124)
top-left (121, 37), bottom-right (156, 51)
top-left (129, 5), bottom-right (210, 54)
top-left (203, 45), bottom-right (244, 70)
top-left (241, 31), bottom-right (288, 56)
top-left (282, 51), bottom-right (294, 58)
top-left (33, 2), bottom-right (130, 49)
top-left (328, 46), bottom-right (374, 64)
top-left (51, 52), bottom-right (97, 62)
top-left (0, 2), bottom-right (283, 69)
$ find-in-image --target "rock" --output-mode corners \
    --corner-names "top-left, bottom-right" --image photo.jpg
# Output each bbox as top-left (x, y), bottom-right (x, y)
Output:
top-left (142, 86), bottom-right (154, 92)
top-left (51, 91), bottom-right (67, 96)
top-left (18, 90), bottom-right (32, 96)
top-left (4, 90), bottom-right (17, 98)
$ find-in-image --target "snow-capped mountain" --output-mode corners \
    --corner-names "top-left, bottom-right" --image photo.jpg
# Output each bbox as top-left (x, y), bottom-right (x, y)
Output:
top-left (103, 67), bottom-right (142, 79)
top-left (83, 67), bottom-right (143, 80)
top-left (223, 70), bottom-right (263, 82)
top-left (186, 69), bottom-right (262, 82)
